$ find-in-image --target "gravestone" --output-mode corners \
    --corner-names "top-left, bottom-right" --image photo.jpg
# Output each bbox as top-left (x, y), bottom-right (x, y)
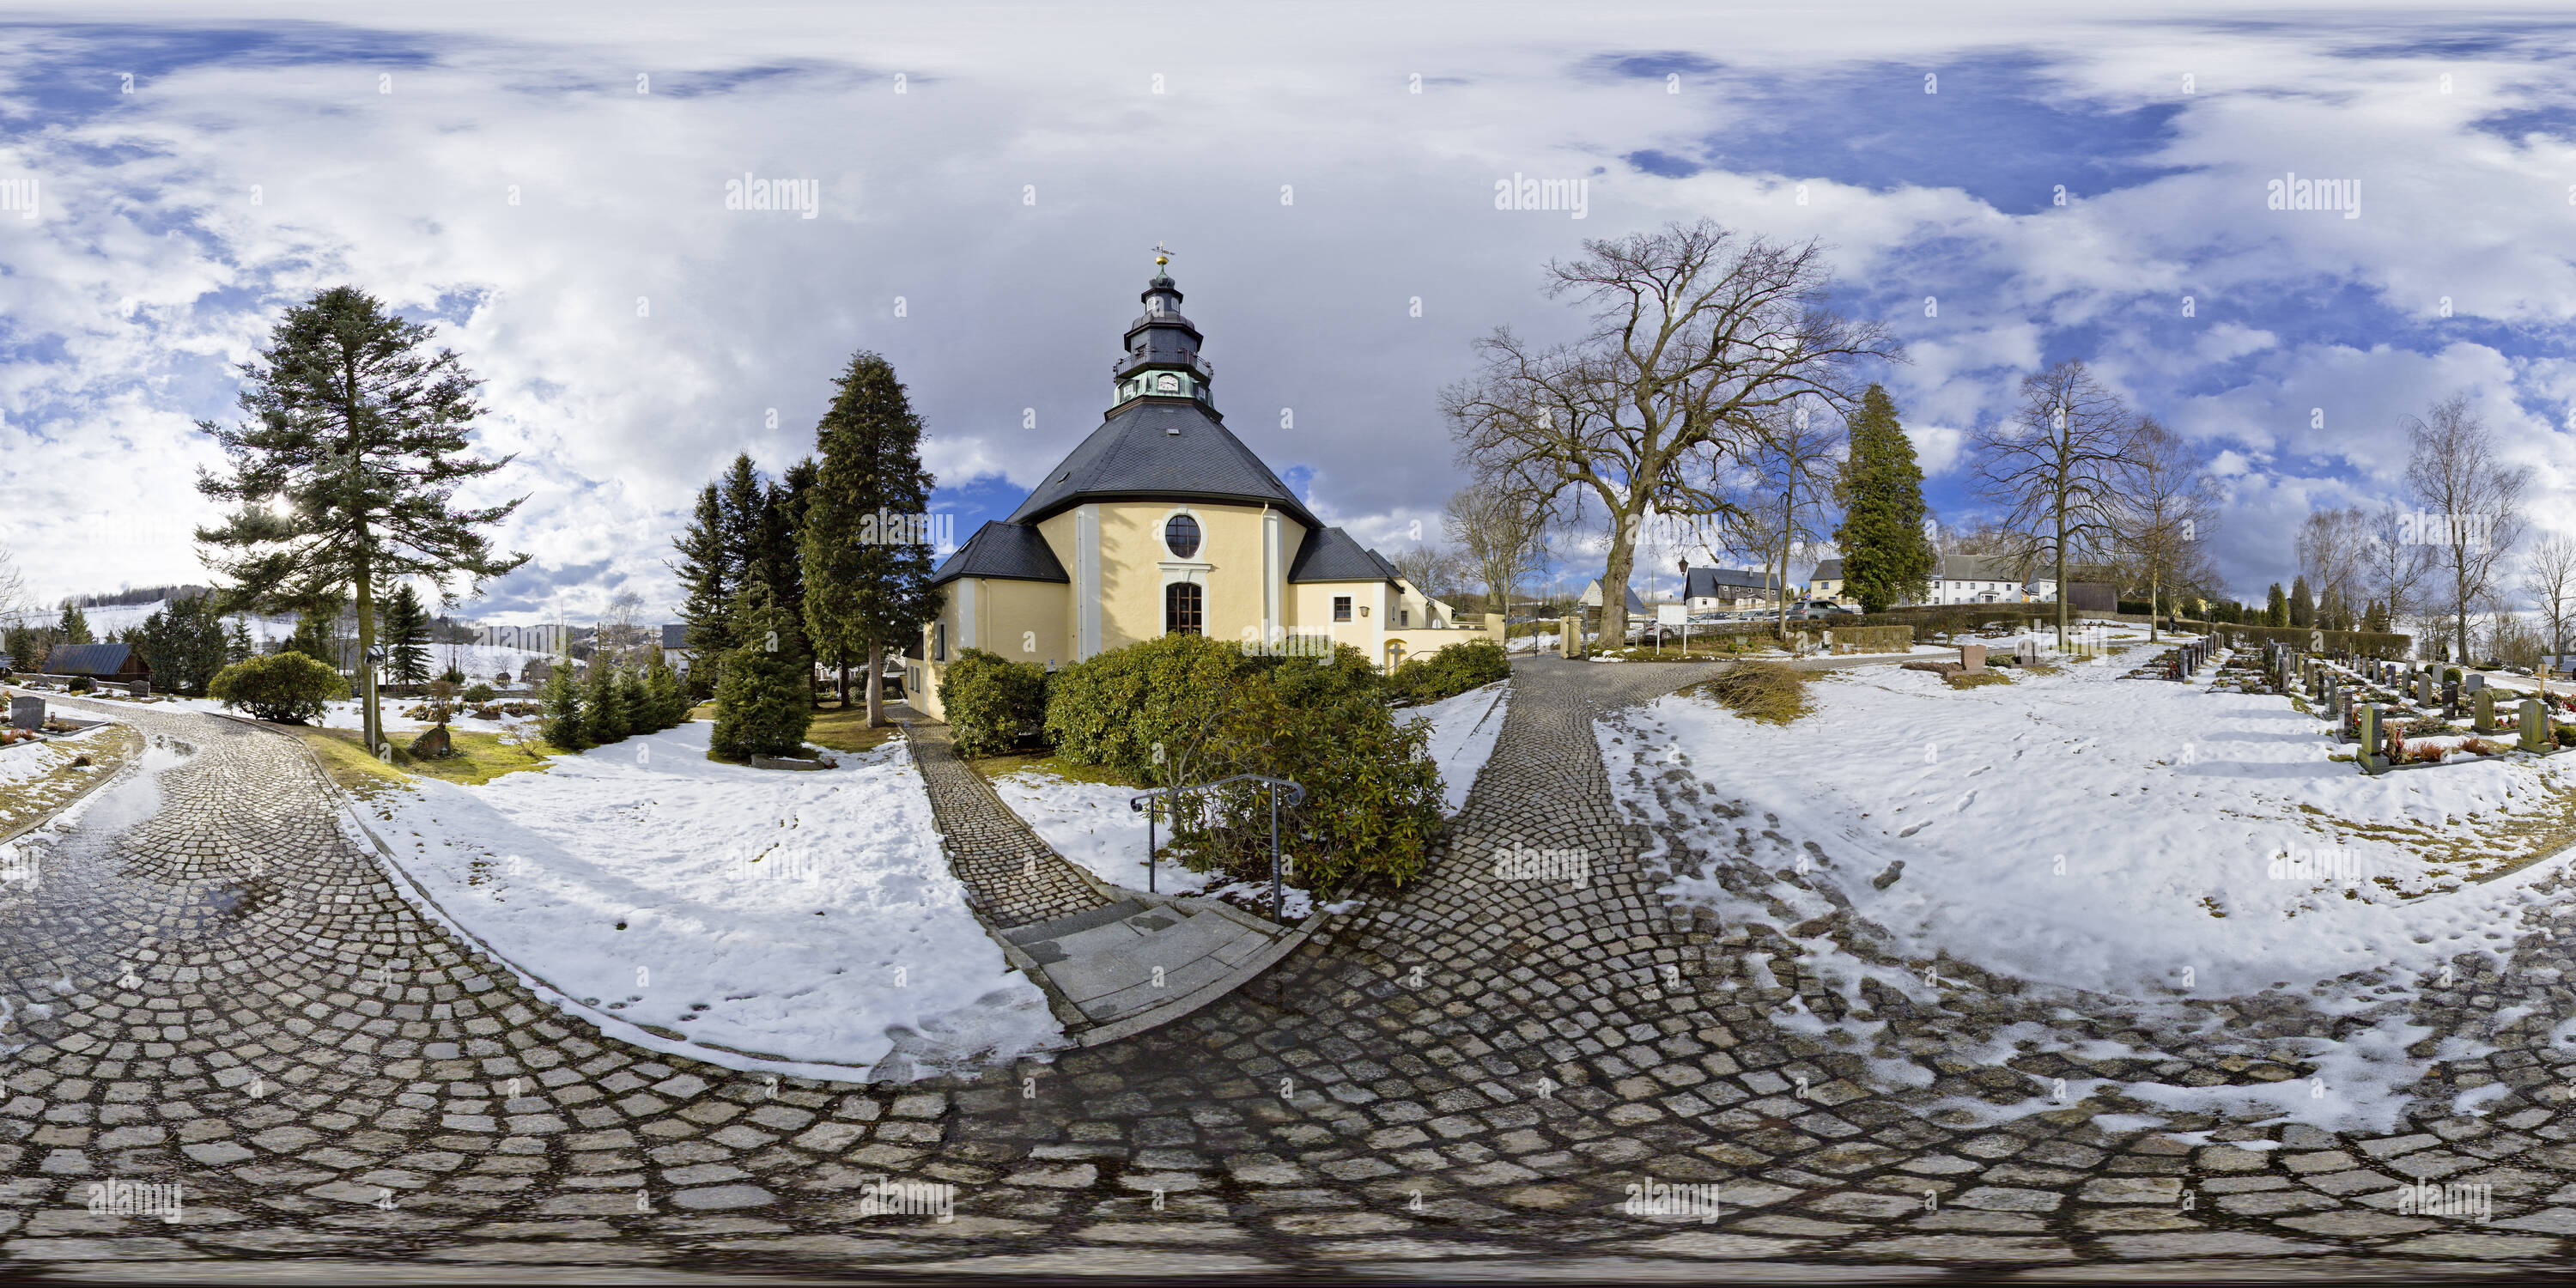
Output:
top-left (9, 696), bottom-right (41, 730)
top-left (1559, 615), bottom-right (1582, 659)
top-left (2521, 698), bottom-right (2552, 754)
top-left (2443, 680), bottom-right (2460, 719)
top-left (2473, 688), bottom-right (2496, 734)
top-left (2356, 705), bottom-right (2389, 774)
top-left (2416, 673), bottom-right (2436, 707)
top-left (1959, 643), bottom-right (1986, 673)
top-left (2465, 672), bottom-right (2484, 693)
top-left (128, 680), bottom-right (149, 698)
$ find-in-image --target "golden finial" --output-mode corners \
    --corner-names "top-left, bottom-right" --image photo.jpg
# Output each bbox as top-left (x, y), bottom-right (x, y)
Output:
top-left (1151, 240), bottom-right (1171, 268)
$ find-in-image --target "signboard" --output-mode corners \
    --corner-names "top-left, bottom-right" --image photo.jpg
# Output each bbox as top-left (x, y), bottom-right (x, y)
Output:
top-left (1656, 603), bottom-right (1686, 627)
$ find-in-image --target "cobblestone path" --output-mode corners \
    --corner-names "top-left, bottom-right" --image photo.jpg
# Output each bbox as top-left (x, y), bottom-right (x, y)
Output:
top-left (3, 674), bottom-right (2573, 1280)
top-left (902, 720), bottom-right (1109, 929)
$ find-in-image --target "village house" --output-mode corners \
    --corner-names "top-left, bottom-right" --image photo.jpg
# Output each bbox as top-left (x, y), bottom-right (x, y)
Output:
top-left (907, 261), bottom-right (1498, 719)
top-left (1807, 555), bottom-right (2062, 606)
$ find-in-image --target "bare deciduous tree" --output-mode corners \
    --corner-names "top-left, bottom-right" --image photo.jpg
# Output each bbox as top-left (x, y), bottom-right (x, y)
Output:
top-left (1442, 480), bottom-right (1552, 617)
top-left (2294, 506), bottom-right (2369, 631)
top-left (2403, 396), bottom-right (2529, 663)
top-left (597, 588), bottom-right (651, 665)
top-left (2113, 416), bottom-right (2216, 642)
top-left (1969, 360), bottom-right (2137, 648)
top-left (2524, 532), bottom-right (2576, 671)
top-left (1445, 220), bottom-right (1898, 644)
top-left (1388, 544), bottom-right (1467, 611)
top-left (1728, 403), bottom-right (1844, 637)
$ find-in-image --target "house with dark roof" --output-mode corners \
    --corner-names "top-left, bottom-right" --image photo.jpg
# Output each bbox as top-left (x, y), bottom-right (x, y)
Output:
top-left (1680, 565), bottom-right (1784, 611)
top-left (44, 642), bottom-right (150, 682)
top-left (908, 257), bottom-right (1498, 719)
top-left (1807, 555), bottom-right (2062, 606)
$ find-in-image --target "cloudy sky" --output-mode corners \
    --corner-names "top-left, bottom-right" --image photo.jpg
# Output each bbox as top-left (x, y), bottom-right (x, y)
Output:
top-left (3, 1), bottom-right (2573, 623)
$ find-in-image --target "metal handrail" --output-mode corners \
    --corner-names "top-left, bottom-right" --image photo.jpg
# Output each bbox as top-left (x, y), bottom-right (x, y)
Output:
top-left (1129, 774), bottom-right (1307, 920)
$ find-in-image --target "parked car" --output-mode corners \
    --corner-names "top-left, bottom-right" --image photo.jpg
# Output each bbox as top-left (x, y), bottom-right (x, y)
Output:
top-left (1782, 601), bottom-right (1858, 623)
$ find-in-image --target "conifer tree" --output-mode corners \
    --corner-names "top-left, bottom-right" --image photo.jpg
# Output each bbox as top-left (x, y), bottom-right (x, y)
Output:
top-left (799, 353), bottom-right (940, 725)
top-left (194, 285), bottom-right (528, 753)
top-left (583, 654), bottom-right (627, 744)
top-left (540, 658), bottom-right (586, 750)
top-left (711, 582), bottom-right (812, 760)
top-left (670, 483), bottom-right (733, 679)
top-left (642, 658), bottom-right (687, 729)
top-left (2287, 574), bottom-right (2313, 629)
top-left (616, 665), bottom-right (650, 733)
top-left (227, 617), bottom-right (254, 663)
top-left (758, 461), bottom-right (818, 704)
top-left (1832, 385), bottom-right (1937, 613)
top-left (382, 582), bottom-right (432, 691)
top-left (60, 603), bottom-right (92, 645)
top-left (2265, 582), bottom-right (2288, 627)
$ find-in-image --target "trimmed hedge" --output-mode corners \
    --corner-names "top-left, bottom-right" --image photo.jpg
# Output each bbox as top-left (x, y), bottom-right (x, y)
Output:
top-left (209, 652), bottom-right (347, 724)
top-left (940, 648), bottom-right (1048, 757)
top-left (1388, 639), bottom-right (1510, 707)
top-left (2194, 621), bottom-right (2412, 659)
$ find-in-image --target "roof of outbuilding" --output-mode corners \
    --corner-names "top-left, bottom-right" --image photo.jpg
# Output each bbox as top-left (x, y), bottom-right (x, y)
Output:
top-left (1685, 567), bottom-right (1782, 597)
top-left (933, 520), bottom-right (1072, 586)
top-left (46, 642), bottom-right (143, 676)
top-left (1286, 526), bottom-right (1397, 584)
top-left (1004, 402), bottom-right (1315, 528)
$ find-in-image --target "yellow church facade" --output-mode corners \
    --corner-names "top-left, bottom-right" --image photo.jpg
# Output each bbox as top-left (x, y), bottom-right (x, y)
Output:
top-left (906, 267), bottom-right (1501, 720)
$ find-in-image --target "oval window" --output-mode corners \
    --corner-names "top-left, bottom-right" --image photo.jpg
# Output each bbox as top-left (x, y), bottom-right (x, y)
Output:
top-left (1164, 513), bottom-right (1201, 559)
top-left (1156, 373), bottom-right (1180, 393)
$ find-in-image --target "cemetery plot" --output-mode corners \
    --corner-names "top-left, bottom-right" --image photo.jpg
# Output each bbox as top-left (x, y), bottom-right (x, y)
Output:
top-left (1599, 643), bottom-right (2576, 1007)
top-left (0, 715), bottom-right (141, 839)
top-left (359, 717), bottom-right (1060, 1075)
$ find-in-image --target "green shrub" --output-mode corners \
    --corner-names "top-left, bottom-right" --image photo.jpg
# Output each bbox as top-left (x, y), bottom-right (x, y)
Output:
top-left (643, 660), bottom-right (689, 728)
top-left (584, 660), bottom-right (629, 744)
top-left (68, 675), bottom-right (94, 694)
top-left (1045, 633), bottom-right (1250, 781)
top-left (1387, 639), bottom-right (1510, 706)
top-left (940, 648), bottom-right (1049, 757)
top-left (209, 652), bottom-right (348, 724)
top-left (462, 683), bottom-right (496, 705)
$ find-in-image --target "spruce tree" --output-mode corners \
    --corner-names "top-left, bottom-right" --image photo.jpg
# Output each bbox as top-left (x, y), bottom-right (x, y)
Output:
top-left (60, 603), bottom-right (91, 645)
top-left (1831, 385), bottom-right (1936, 613)
top-left (539, 659), bottom-right (586, 750)
top-left (2287, 574), bottom-right (2313, 629)
top-left (137, 595), bottom-right (231, 696)
top-left (711, 582), bottom-right (812, 760)
top-left (2265, 582), bottom-right (2287, 627)
top-left (643, 658), bottom-right (687, 729)
top-left (226, 617), bottom-right (254, 664)
top-left (616, 665), bottom-right (649, 733)
top-left (583, 655), bottom-right (626, 744)
top-left (195, 285), bottom-right (529, 753)
top-left (670, 483), bottom-right (733, 680)
top-left (382, 582), bottom-right (433, 690)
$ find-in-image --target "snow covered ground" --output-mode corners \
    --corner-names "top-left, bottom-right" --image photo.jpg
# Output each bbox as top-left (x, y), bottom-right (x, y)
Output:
top-left (1603, 638), bottom-right (2573, 1000)
top-left (1598, 635), bottom-right (2576, 1129)
top-left (1406, 681), bottom-right (1509, 813)
top-left (361, 720), bottom-right (1058, 1077)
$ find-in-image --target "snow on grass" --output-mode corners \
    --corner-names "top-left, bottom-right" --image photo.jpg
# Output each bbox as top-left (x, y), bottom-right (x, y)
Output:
top-left (1405, 681), bottom-right (1508, 813)
top-left (1605, 651), bottom-right (2576, 1002)
top-left (364, 720), bottom-right (1057, 1076)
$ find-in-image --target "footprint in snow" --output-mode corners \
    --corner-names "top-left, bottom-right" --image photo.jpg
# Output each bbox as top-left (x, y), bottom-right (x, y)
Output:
top-left (1954, 790), bottom-right (1978, 812)
top-left (1899, 821), bottom-right (1931, 838)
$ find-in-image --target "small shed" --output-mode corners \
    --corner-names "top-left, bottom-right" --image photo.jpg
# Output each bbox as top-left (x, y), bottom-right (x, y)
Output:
top-left (46, 643), bottom-right (151, 682)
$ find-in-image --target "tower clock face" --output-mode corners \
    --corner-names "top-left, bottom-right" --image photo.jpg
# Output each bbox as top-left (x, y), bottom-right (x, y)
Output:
top-left (1156, 373), bottom-right (1180, 393)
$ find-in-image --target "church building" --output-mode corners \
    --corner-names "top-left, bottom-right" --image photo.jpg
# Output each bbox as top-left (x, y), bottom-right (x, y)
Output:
top-left (906, 259), bottom-right (1502, 720)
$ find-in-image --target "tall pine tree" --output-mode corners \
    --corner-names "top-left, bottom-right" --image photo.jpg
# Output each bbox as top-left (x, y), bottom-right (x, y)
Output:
top-left (2287, 574), bottom-right (2313, 629)
top-left (670, 483), bottom-right (733, 683)
top-left (195, 285), bottom-right (528, 753)
top-left (59, 603), bottom-right (92, 645)
top-left (1831, 386), bottom-right (1936, 613)
top-left (2265, 582), bottom-right (2288, 627)
top-left (759, 460), bottom-right (818, 705)
top-left (800, 353), bottom-right (940, 725)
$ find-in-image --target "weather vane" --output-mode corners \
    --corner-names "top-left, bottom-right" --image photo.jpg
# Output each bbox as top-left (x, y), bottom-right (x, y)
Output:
top-left (1152, 240), bottom-right (1172, 268)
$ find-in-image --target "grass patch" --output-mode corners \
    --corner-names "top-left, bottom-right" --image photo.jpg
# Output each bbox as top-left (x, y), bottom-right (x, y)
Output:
top-left (1680, 661), bottom-right (1814, 725)
top-left (297, 726), bottom-right (564, 796)
top-left (1947, 671), bottom-right (2015, 689)
top-left (805, 701), bottom-right (905, 755)
top-left (0, 725), bottom-right (140, 835)
top-left (969, 752), bottom-right (1141, 788)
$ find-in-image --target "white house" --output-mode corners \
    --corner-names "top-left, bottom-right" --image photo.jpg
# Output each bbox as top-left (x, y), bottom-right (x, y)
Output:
top-left (1807, 555), bottom-right (2059, 606)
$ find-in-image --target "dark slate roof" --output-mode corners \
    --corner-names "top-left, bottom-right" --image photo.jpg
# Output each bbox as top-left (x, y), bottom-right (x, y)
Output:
top-left (660, 624), bottom-right (690, 650)
top-left (1809, 559), bottom-right (1844, 580)
top-left (46, 643), bottom-right (143, 676)
top-left (1005, 402), bottom-right (1317, 528)
top-left (1287, 526), bottom-right (1397, 584)
top-left (933, 521), bottom-right (1072, 586)
top-left (1684, 567), bottom-right (1781, 598)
